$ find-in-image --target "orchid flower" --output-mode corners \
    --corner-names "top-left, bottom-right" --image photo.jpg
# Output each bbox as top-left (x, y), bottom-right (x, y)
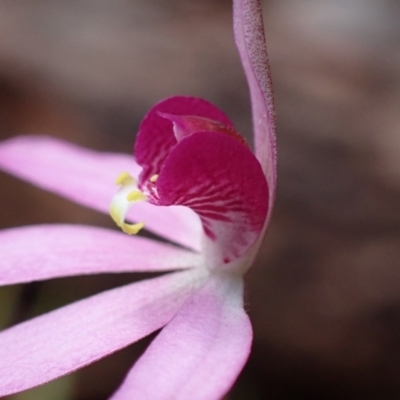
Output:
top-left (0, 0), bottom-right (276, 399)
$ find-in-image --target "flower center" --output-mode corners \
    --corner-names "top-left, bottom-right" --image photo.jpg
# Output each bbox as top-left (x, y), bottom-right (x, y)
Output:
top-left (109, 172), bottom-right (147, 235)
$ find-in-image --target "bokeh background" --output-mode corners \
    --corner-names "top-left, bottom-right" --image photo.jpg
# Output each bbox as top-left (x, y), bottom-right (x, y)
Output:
top-left (0, 0), bottom-right (400, 399)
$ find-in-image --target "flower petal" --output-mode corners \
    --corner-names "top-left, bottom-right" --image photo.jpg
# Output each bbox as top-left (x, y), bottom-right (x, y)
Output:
top-left (0, 135), bottom-right (202, 250)
top-left (156, 131), bottom-right (268, 266)
top-left (110, 274), bottom-right (252, 400)
top-left (134, 96), bottom-right (234, 186)
top-left (159, 113), bottom-right (249, 147)
top-left (233, 0), bottom-right (277, 202)
top-left (0, 269), bottom-right (206, 397)
top-left (0, 224), bottom-right (203, 286)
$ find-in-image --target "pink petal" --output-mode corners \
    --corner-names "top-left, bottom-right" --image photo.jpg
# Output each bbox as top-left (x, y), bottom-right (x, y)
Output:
top-left (0, 135), bottom-right (202, 250)
top-left (233, 0), bottom-right (277, 203)
top-left (110, 274), bottom-right (252, 400)
top-left (135, 96), bottom-right (234, 186)
top-left (156, 131), bottom-right (268, 266)
top-left (0, 224), bottom-right (203, 286)
top-left (0, 269), bottom-right (205, 397)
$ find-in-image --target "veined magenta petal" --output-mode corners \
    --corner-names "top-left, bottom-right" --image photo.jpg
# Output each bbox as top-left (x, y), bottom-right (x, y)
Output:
top-left (110, 274), bottom-right (252, 400)
top-left (0, 224), bottom-right (203, 286)
top-left (159, 113), bottom-right (249, 147)
top-left (156, 131), bottom-right (268, 265)
top-left (0, 135), bottom-right (202, 250)
top-left (0, 269), bottom-right (204, 397)
top-left (135, 96), bottom-right (234, 185)
top-left (233, 0), bottom-right (277, 204)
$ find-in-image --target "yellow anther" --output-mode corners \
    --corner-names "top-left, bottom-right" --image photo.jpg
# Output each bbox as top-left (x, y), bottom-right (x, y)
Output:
top-left (121, 221), bottom-right (145, 235)
top-left (115, 171), bottom-right (134, 186)
top-left (150, 174), bottom-right (159, 183)
top-left (111, 171), bottom-right (146, 236)
top-left (127, 190), bottom-right (147, 202)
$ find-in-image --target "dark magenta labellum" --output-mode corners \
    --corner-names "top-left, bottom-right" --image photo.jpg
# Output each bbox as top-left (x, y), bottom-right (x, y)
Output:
top-left (134, 96), bottom-right (268, 265)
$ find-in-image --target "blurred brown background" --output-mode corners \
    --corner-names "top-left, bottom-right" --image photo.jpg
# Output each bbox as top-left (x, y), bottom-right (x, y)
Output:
top-left (0, 0), bottom-right (399, 399)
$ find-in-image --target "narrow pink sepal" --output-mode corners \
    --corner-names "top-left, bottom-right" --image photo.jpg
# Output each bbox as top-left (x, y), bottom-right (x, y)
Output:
top-left (233, 0), bottom-right (277, 204)
top-left (0, 224), bottom-right (203, 286)
top-left (157, 131), bottom-right (268, 265)
top-left (0, 135), bottom-right (202, 250)
top-left (134, 96), bottom-right (234, 185)
top-left (0, 270), bottom-right (200, 397)
top-left (0, 135), bottom-right (140, 210)
top-left (110, 274), bottom-right (252, 400)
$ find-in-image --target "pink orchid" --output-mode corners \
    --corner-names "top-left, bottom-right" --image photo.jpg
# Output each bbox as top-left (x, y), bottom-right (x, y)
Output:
top-left (0, 0), bottom-right (276, 399)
